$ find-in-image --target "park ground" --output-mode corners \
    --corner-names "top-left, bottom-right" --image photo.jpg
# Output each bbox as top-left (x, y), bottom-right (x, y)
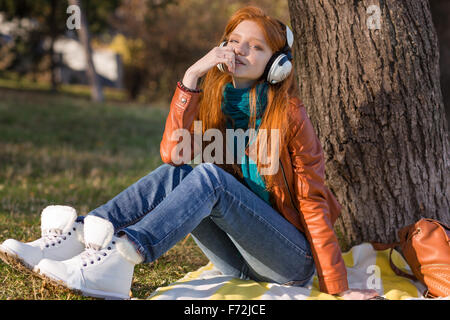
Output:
top-left (0, 82), bottom-right (208, 300)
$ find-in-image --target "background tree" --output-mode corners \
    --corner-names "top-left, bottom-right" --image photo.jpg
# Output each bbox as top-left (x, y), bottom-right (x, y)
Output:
top-left (68, 0), bottom-right (104, 102)
top-left (0, 0), bottom-right (290, 102)
top-left (0, 0), bottom-right (67, 90)
top-left (287, 0), bottom-right (449, 249)
top-left (111, 0), bottom-right (290, 102)
top-left (0, 0), bottom-right (119, 93)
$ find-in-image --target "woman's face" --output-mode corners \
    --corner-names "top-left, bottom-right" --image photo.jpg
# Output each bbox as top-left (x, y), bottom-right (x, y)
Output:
top-left (227, 20), bottom-right (274, 88)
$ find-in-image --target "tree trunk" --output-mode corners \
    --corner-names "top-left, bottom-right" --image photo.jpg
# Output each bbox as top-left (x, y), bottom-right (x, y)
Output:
top-left (287, 0), bottom-right (449, 249)
top-left (49, 0), bottom-right (58, 91)
top-left (429, 0), bottom-right (450, 129)
top-left (68, 0), bottom-right (104, 102)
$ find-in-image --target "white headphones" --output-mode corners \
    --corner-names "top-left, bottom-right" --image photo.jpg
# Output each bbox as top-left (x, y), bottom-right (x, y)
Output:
top-left (217, 20), bottom-right (294, 84)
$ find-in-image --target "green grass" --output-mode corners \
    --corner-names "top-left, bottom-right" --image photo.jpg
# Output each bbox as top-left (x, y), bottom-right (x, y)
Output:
top-left (0, 86), bottom-right (208, 300)
top-left (0, 72), bottom-right (129, 102)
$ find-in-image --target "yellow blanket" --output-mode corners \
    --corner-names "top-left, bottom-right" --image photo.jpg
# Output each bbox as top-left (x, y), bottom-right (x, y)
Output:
top-left (148, 242), bottom-right (449, 300)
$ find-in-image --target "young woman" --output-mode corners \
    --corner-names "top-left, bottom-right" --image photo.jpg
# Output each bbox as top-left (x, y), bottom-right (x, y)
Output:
top-left (0, 6), bottom-right (379, 300)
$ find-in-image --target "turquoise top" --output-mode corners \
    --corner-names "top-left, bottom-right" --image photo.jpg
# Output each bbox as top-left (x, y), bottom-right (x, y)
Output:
top-left (221, 81), bottom-right (271, 204)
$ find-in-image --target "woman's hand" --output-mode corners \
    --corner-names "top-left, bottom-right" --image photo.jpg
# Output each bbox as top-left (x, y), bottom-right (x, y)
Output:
top-left (183, 45), bottom-right (236, 89)
top-left (336, 288), bottom-right (380, 300)
top-left (191, 44), bottom-right (237, 76)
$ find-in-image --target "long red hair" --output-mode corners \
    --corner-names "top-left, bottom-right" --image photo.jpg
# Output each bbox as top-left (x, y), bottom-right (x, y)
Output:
top-left (196, 5), bottom-right (299, 191)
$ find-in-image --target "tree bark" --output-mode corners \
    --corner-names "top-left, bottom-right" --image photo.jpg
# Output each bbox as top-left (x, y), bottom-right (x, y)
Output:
top-left (68, 0), bottom-right (104, 102)
top-left (288, 0), bottom-right (449, 249)
top-left (429, 0), bottom-right (450, 129)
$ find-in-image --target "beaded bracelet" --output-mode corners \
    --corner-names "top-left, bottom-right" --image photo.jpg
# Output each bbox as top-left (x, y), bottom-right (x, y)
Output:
top-left (177, 81), bottom-right (202, 93)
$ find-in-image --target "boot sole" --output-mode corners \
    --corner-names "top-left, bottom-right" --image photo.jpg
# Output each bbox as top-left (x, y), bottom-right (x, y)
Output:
top-left (0, 245), bottom-right (35, 274)
top-left (33, 266), bottom-right (130, 300)
top-left (1, 246), bottom-right (129, 300)
top-left (0, 245), bottom-right (86, 298)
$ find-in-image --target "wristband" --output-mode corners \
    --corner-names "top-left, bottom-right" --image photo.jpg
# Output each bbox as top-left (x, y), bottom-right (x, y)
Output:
top-left (178, 81), bottom-right (202, 93)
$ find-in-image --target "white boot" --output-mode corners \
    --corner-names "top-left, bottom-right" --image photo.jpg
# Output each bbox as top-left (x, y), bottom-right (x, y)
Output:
top-left (0, 205), bottom-right (85, 271)
top-left (34, 215), bottom-right (143, 300)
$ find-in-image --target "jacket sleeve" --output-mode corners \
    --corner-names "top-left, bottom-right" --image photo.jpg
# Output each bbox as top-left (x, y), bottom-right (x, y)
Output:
top-left (160, 83), bottom-right (202, 165)
top-left (288, 104), bottom-right (349, 295)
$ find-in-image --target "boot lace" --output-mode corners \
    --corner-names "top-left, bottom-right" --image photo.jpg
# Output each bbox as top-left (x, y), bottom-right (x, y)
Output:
top-left (42, 228), bottom-right (68, 248)
top-left (80, 241), bottom-right (115, 267)
top-left (42, 225), bottom-right (78, 248)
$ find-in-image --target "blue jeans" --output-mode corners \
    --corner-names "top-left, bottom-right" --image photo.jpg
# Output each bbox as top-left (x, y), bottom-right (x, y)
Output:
top-left (85, 163), bottom-right (315, 286)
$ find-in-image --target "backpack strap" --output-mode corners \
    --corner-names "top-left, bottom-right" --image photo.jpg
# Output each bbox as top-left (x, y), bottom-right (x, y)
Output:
top-left (371, 242), bottom-right (418, 281)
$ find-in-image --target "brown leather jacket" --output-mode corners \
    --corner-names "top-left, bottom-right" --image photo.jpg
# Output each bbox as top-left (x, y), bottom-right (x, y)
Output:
top-left (160, 82), bottom-right (349, 294)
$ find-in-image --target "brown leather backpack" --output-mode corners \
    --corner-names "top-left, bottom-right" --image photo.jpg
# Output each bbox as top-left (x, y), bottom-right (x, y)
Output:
top-left (372, 218), bottom-right (450, 298)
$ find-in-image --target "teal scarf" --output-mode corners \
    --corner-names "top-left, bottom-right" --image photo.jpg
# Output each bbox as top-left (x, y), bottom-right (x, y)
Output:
top-left (221, 81), bottom-right (270, 204)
